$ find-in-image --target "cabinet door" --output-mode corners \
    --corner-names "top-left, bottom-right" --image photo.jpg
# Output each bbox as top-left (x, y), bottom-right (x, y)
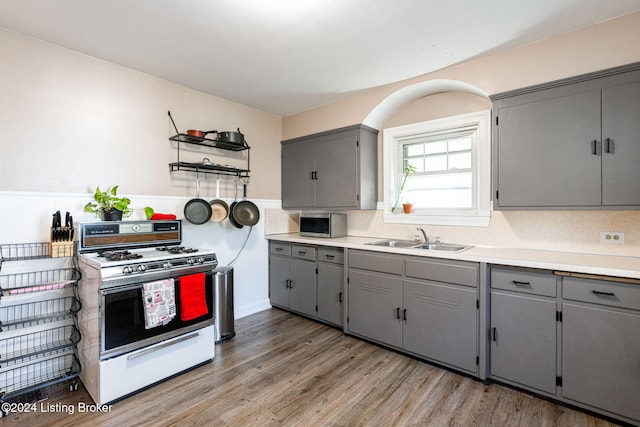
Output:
top-left (496, 90), bottom-right (602, 207)
top-left (403, 280), bottom-right (478, 373)
top-left (562, 302), bottom-right (640, 422)
top-left (281, 140), bottom-right (316, 209)
top-left (289, 258), bottom-right (317, 318)
top-left (314, 129), bottom-right (359, 208)
top-left (347, 269), bottom-right (402, 347)
top-left (490, 291), bottom-right (557, 394)
top-left (269, 255), bottom-right (291, 309)
top-left (317, 262), bottom-right (344, 327)
top-left (602, 81), bottom-right (640, 206)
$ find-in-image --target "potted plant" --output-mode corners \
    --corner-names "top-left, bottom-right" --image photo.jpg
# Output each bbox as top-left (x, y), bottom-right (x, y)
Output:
top-left (84, 186), bottom-right (132, 221)
top-left (392, 165), bottom-right (417, 213)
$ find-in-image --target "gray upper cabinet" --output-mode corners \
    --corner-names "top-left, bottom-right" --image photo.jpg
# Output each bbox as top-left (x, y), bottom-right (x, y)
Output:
top-left (281, 124), bottom-right (378, 210)
top-left (601, 81), bottom-right (640, 205)
top-left (491, 62), bottom-right (640, 209)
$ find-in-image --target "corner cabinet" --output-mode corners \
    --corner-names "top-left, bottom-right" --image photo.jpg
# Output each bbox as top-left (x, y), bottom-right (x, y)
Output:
top-left (268, 242), bottom-right (345, 327)
top-left (281, 124), bottom-right (378, 210)
top-left (491, 62), bottom-right (640, 209)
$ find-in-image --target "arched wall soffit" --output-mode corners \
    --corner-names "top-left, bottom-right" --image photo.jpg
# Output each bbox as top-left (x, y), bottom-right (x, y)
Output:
top-left (362, 79), bottom-right (490, 129)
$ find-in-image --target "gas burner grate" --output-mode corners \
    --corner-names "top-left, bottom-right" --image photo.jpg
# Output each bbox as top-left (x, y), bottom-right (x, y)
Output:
top-left (156, 246), bottom-right (199, 254)
top-left (98, 250), bottom-right (144, 261)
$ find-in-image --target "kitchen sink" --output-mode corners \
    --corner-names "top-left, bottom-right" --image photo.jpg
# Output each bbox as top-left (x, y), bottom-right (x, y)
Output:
top-left (412, 243), bottom-right (472, 252)
top-left (367, 239), bottom-right (419, 248)
top-left (367, 239), bottom-right (472, 253)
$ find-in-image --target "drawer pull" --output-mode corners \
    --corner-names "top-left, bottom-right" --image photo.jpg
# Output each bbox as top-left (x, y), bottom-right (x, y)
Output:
top-left (325, 254), bottom-right (335, 260)
top-left (592, 290), bottom-right (615, 297)
top-left (275, 247), bottom-right (283, 252)
top-left (298, 251), bottom-right (306, 255)
top-left (512, 280), bottom-right (531, 287)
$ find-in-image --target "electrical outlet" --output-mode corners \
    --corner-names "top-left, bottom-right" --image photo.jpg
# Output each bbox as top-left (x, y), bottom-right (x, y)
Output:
top-left (600, 232), bottom-right (625, 244)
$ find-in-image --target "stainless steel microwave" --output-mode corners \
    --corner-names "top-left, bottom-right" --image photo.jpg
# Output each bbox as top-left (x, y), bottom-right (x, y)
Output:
top-left (299, 213), bottom-right (347, 238)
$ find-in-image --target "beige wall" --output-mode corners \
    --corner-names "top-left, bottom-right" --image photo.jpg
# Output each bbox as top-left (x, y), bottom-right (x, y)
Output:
top-left (0, 28), bottom-right (282, 200)
top-left (283, 12), bottom-right (640, 139)
top-left (279, 12), bottom-right (640, 257)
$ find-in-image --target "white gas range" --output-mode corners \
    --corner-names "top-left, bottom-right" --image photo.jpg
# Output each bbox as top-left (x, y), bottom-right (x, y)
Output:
top-left (77, 220), bottom-right (217, 405)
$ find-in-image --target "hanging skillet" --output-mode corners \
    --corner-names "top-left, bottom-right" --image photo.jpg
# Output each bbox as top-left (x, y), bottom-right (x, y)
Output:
top-left (209, 177), bottom-right (229, 222)
top-left (232, 183), bottom-right (260, 227)
top-left (228, 180), bottom-right (243, 229)
top-left (184, 171), bottom-right (212, 225)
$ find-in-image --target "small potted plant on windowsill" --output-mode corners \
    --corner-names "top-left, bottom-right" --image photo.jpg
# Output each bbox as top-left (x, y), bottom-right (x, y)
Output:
top-left (84, 186), bottom-right (132, 221)
top-left (392, 165), bottom-right (417, 213)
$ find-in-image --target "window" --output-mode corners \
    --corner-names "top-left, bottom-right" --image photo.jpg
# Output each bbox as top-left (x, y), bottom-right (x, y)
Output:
top-left (383, 110), bottom-right (491, 226)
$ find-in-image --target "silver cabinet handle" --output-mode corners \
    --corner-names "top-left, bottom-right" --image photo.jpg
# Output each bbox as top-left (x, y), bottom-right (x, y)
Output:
top-left (127, 332), bottom-right (199, 361)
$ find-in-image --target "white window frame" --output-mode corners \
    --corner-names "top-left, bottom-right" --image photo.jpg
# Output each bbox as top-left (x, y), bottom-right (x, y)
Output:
top-left (382, 110), bottom-right (491, 227)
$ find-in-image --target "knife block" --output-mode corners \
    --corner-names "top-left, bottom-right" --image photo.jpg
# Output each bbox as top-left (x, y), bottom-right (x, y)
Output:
top-left (50, 228), bottom-right (75, 258)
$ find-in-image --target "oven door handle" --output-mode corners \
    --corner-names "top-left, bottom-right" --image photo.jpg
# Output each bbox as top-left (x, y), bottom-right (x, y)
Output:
top-left (126, 331), bottom-right (199, 361)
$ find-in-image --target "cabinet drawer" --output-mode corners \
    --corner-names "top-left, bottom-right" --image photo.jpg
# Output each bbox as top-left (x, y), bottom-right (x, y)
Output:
top-left (270, 242), bottom-right (291, 256)
top-left (405, 257), bottom-right (479, 288)
top-left (563, 277), bottom-right (640, 311)
top-left (348, 250), bottom-right (403, 275)
top-left (317, 247), bottom-right (344, 264)
top-left (491, 267), bottom-right (557, 297)
top-left (291, 245), bottom-right (316, 261)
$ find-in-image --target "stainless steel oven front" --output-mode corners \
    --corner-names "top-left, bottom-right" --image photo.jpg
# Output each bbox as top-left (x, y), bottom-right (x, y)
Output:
top-left (99, 271), bottom-right (215, 360)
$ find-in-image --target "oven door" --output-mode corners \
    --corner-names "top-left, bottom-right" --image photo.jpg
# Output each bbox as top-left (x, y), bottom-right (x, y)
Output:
top-left (100, 270), bottom-right (214, 360)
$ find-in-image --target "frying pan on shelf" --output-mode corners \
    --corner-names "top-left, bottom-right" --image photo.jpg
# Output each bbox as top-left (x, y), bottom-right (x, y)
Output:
top-left (184, 171), bottom-right (212, 225)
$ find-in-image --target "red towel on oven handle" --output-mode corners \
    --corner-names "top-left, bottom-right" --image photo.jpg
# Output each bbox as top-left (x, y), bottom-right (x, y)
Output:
top-left (179, 273), bottom-right (209, 321)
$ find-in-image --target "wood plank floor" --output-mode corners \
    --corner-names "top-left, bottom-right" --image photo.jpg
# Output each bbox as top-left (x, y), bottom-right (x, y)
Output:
top-left (9, 308), bottom-right (620, 426)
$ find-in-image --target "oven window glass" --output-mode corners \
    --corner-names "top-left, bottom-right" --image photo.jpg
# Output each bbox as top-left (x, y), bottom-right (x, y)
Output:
top-left (103, 273), bottom-right (214, 352)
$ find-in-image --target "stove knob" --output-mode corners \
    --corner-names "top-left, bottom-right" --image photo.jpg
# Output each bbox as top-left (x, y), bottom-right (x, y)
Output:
top-left (187, 257), bottom-right (195, 265)
top-left (162, 261), bottom-right (172, 269)
top-left (136, 264), bottom-right (146, 272)
top-left (122, 266), bottom-right (134, 274)
top-left (197, 257), bottom-right (205, 264)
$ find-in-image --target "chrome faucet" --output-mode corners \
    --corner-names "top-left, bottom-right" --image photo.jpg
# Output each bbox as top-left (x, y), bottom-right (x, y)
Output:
top-left (417, 227), bottom-right (429, 244)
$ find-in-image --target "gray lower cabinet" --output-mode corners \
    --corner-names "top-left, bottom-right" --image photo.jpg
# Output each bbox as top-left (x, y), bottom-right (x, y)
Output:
top-left (281, 124), bottom-right (378, 210)
top-left (561, 277), bottom-right (640, 424)
top-left (348, 268), bottom-right (403, 348)
top-left (269, 242), bottom-right (316, 317)
top-left (489, 267), bottom-right (558, 395)
top-left (491, 63), bottom-right (640, 209)
top-left (269, 241), bottom-right (345, 326)
top-left (347, 250), bottom-right (479, 374)
top-left (316, 247), bottom-right (344, 327)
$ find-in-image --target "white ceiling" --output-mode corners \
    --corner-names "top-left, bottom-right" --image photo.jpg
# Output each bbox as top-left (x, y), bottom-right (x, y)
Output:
top-left (1, 0), bottom-right (639, 116)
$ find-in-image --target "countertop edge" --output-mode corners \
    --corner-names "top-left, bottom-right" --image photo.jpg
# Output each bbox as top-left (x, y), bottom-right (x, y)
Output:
top-left (265, 233), bottom-right (640, 280)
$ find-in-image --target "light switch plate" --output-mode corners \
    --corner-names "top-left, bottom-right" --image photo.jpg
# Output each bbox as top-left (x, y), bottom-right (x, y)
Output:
top-left (600, 232), bottom-right (624, 244)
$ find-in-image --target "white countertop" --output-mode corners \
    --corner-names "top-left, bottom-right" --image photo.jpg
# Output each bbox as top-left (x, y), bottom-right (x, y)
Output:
top-left (265, 233), bottom-right (640, 280)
